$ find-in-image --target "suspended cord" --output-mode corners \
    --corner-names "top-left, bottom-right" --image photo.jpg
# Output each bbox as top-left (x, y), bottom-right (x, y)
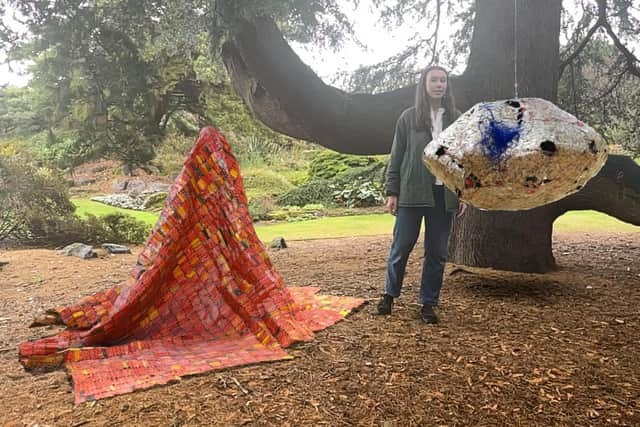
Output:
top-left (513, 0), bottom-right (519, 99)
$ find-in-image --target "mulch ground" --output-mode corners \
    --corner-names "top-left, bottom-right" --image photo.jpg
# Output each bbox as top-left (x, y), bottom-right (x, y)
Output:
top-left (0, 232), bottom-right (639, 426)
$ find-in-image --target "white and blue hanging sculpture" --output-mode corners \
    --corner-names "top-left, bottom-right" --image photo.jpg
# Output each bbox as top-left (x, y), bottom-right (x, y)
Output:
top-left (423, 98), bottom-right (608, 210)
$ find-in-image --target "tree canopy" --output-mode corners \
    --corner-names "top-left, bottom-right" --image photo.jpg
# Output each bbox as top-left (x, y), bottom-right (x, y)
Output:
top-left (2, 1), bottom-right (638, 159)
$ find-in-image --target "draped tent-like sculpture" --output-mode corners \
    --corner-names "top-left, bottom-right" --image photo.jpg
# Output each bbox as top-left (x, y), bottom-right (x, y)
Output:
top-left (20, 127), bottom-right (364, 403)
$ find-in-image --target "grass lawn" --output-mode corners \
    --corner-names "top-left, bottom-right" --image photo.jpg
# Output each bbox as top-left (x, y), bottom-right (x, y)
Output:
top-left (255, 210), bottom-right (639, 242)
top-left (72, 199), bottom-right (639, 243)
top-left (553, 210), bottom-right (639, 233)
top-left (73, 199), bottom-right (159, 226)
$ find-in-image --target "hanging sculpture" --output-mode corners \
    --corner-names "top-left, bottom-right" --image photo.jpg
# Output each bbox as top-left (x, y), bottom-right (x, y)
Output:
top-left (423, 98), bottom-right (608, 210)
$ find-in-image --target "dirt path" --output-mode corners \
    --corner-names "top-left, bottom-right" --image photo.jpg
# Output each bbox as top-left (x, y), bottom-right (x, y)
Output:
top-left (1, 232), bottom-right (639, 426)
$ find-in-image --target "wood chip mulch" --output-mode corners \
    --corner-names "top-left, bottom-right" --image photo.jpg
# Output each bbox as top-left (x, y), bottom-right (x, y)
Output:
top-left (0, 232), bottom-right (639, 426)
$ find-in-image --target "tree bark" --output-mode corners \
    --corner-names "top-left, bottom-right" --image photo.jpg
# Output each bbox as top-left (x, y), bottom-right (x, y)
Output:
top-left (557, 155), bottom-right (640, 223)
top-left (457, 0), bottom-right (561, 107)
top-left (220, 0), bottom-right (640, 273)
top-left (449, 155), bottom-right (640, 272)
top-left (447, 0), bottom-right (564, 272)
top-left (221, 16), bottom-right (414, 154)
top-left (448, 207), bottom-right (558, 273)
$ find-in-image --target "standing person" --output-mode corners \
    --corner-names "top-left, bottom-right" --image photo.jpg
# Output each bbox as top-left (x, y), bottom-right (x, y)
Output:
top-left (377, 65), bottom-right (461, 324)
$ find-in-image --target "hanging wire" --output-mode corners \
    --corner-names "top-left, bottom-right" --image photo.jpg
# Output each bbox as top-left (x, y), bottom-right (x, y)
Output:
top-left (513, 0), bottom-right (519, 99)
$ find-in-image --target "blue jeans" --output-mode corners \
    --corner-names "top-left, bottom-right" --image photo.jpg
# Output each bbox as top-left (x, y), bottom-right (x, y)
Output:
top-left (384, 186), bottom-right (453, 306)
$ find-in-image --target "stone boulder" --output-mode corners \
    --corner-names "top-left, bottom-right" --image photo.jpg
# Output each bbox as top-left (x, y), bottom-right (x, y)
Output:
top-left (269, 236), bottom-right (287, 250)
top-left (60, 243), bottom-right (96, 259)
top-left (102, 243), bottom-right (132, 254)
top-left (126, 178), bottom-right (147, 196)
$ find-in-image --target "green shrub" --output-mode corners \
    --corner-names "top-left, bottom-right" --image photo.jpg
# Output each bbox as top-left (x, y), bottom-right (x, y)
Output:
top-left (248, 195), bottom-right (276, 221)
top-left (86, 213), bottom-right (151, 244)
top-left (0, 155), bottom-right (151, 247)
top-left (0, 137), bottom-right (27, 157)
top-left (14, 212), bottom-right (85, 247)
top-left (278, 162), bottom-right (387, 208)
top-left (335, 162), bottom-right (386, 186)
top-left (166, 111), bottom-right (201, 137)
top-left (265, 205), bottom-right (323, 222)
top-left (0, 155), bottom-right (75, 244)
top-left (18, 213), bottom-right (150, 247)
top-left (301, 203), bottom-right (325, 211)
top-left (27, 129), bottom-right (97, 170)
top-left (279, 168), bottom-right (308, 186)
top-left (308, 150), bottom-right (379, 180)
top-left (277, 179), bottom-right (336, 207)
top-left (333, 181), bottom-right (385, 208)
top-left (242, 167), bottom-right (294, 196)
top-left (235, 136), bottom-right (283, 166)
top-left (142, 192), bottom-right (168, 211)
top-left (154, 134), bottom-right (195, 176)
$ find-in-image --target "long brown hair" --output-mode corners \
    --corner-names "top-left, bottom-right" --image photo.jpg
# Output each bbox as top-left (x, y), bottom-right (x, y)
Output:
top-left (414, 65), bottom-right (456, 131)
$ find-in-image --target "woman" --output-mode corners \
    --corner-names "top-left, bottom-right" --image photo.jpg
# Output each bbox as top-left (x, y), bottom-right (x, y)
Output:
top-left (377, 65), bottom-right (461, 324)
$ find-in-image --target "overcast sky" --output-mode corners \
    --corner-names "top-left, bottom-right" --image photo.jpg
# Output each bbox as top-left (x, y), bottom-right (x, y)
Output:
top-left (292, 1), bottom-right (435, 82)
top-left (0, 6), bottom-right (30, 87)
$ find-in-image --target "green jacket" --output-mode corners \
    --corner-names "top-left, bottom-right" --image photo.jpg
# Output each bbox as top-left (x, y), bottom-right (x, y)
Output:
top-left (385, 106), bottom-right (460, 211)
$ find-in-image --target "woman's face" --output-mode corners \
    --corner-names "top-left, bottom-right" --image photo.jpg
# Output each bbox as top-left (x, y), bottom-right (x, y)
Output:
top-left (425, 69), bottom-right (448, 100)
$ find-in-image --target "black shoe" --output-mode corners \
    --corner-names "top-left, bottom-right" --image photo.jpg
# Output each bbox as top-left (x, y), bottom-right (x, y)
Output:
top-left (376, 294), bottom-right (394, 315)
top-left (420, 305), bottom-right (439, 324)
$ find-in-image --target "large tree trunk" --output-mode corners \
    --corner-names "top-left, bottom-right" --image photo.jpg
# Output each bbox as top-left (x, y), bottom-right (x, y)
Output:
top-left (220, 0), bottom-right (640, 273)
top-left (448, 208), bottom-right (558, 273)
top-left (456, 0), bottom-right (561, 107)
top-left (447, 0), bottom-right (564, 272)
top-left (449, 155), bottom-right (640, 272)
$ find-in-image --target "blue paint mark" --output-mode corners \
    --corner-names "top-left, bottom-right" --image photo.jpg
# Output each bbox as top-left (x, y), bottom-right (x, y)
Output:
top-left (478, 104), bottom-right (522, 162)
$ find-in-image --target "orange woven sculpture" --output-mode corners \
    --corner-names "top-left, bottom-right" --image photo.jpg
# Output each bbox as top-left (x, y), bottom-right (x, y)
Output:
top-left (19, 127), bottom-right (364, 403)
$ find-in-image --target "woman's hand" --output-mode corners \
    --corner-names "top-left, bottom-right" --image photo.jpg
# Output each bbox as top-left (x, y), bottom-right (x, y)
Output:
top-left (386, 196), bottom-right (398, 216)
top-left (457, 202), bottom-right (468, 218)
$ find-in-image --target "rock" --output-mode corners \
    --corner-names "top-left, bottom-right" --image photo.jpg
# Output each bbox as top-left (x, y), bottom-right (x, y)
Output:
top-left (60, 243), bottom-right (96, 259)
top-left (147, 181), bottom-right (171, 193)
top-left (126, 178), bottom-right (147, 196)
top-left (91, 194), bottom-right (146, 210)
top-left (423, 97), bottom-right (607, 210)
top-left (93, 248), bottom-right (111, 258)
top-left (269, 237), bottom-right (287, 249)
top-left (0, 260), bottom-right (8, 268)
top-left (112, 179), bottom-right (128, 192)
top-left (101, 243), bottom-right (131, 254)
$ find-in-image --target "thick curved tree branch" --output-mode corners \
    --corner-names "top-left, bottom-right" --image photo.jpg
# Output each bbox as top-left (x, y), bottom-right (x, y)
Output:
top-left (219, 0), bottom-right (637, 273)
top-left (218, 3), bottom-right (640, 230)
top-left (221, 15), bottom-right (415, 154)
top-left (555, 155), bottom-right (640, 225)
